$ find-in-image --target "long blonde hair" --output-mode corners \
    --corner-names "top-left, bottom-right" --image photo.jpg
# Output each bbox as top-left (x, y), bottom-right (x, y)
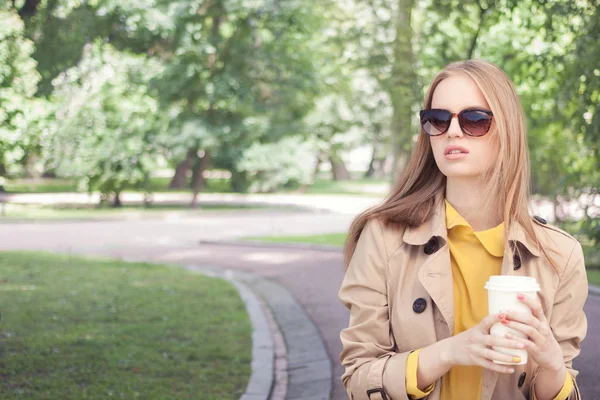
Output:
top-left (344, 59), bottom-right (553, 269)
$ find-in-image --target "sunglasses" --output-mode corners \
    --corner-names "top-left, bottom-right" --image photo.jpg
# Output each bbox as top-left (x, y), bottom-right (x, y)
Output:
top-left (419, 108), bottom-right (494, 137)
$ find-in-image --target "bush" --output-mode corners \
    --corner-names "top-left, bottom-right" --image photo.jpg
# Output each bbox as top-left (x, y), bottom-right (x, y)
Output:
top-left (236, 136), bottom-right (315, 193)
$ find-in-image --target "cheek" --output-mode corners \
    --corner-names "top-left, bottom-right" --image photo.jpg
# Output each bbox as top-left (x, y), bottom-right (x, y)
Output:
top-left (474, 139), bottom-right (500, 166)
top-left (430, 137), bottom-right (445, 156)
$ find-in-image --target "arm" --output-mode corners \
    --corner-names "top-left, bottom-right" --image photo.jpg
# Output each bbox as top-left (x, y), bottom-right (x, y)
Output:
top-left (339, 219), bottom-right (413, 400)
top-left (504, 242), bottom-right (587, 400)
top-left (531, 241), bottom-right (587, 400)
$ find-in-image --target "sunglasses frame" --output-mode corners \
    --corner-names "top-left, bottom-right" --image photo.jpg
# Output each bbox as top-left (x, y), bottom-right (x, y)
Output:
top-left (419, 108), bottom-right (494, 137)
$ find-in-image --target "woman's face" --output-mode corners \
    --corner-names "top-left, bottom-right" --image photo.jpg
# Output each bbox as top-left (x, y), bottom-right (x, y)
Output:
top-left (429, 74), bottom-right (499, 180)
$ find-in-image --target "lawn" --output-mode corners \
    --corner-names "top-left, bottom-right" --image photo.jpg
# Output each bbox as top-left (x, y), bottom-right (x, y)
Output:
top-left (0, 203), bottom-right (264, 221)
top-left (292, 178), bottom-right (389, 196)
top-left (2, 176), bottom-right (388, 196)
top-left (248, 233), bottom-right (348, 247)
top-left (0, 252), bottom-right (251, 400)
top-left (2, 177), bottom-right (231, 194)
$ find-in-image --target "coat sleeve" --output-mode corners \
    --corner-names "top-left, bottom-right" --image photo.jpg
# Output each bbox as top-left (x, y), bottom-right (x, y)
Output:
top-left (529, 241), bottom-right (588, 400)
top-left (338, 219), bottom-right (412, 400)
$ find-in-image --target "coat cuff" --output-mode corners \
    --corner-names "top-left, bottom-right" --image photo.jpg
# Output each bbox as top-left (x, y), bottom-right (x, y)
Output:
top-left (532, 372), bottom-right (574, 400)
top-left (405, 349), bottom-right (435, 399)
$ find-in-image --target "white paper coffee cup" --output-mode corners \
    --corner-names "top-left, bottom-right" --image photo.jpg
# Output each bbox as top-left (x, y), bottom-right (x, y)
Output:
top-left (484, 275), bottom-right (540, 365)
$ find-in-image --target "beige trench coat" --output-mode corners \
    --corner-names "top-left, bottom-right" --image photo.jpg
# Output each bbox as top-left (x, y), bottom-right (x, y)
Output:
top-left (338, 198), bottom-right (588, 400)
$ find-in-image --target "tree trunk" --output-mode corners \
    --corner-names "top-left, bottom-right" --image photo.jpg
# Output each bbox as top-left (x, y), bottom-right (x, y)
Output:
top-left (170, 149), bottom-right (195, 189)
top-left (312, 151), bottom-right (323, 180)
top-left (112, 192), bottom-right (122, 208)
top-left (364, 146), bottom-right (377, 178)
top-left (466, 3), bottom-right (490, 59)
top-left (389, 0), bottom-right (417, 183)
top-left (553, 197), bottom-right (562, 223)
top-left (18, 0), bottom-right (42, 18)
top-left (190, 151), bottom-right (211, 208)
top-left (329, 154), bottom-right (351, 181)
top-left (24, 154), bottom-right (40, 178)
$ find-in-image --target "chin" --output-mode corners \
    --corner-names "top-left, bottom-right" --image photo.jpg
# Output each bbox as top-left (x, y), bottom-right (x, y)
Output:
top-left (439, 166), bottom-right (481, 179)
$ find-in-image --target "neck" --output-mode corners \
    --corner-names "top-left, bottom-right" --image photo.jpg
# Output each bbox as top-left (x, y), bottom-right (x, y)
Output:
top-left (445, 177), bottom-right (503, 231)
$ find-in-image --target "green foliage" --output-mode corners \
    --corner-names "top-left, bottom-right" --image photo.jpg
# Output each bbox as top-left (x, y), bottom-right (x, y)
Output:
top-left (1, 0), bottom-right (598, 228)
top-left (0, 5), bottom-right (52, 176)
top-left (48, 42), bottom-right (167, 198)
top-left (236, 135), bottom-right (316, 192)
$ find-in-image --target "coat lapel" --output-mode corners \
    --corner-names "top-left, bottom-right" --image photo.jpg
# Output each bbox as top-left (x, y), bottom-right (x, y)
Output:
top-left (403, 193), bottom-right (454, 338)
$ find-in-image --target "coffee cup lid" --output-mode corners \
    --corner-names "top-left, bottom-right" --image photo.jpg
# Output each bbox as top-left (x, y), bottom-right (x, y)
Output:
top-left (484, 275), bottom-right (540, 292)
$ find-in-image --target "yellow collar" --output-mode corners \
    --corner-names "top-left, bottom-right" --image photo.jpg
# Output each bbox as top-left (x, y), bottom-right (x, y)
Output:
top-left (403, 191), bottom-right (540, 257)
top-left (445, 199), bottom-right (505, 257)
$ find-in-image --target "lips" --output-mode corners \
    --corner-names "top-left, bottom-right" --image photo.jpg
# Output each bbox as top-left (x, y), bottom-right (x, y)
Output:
top-left (444, 145), bottom-right (470, 155)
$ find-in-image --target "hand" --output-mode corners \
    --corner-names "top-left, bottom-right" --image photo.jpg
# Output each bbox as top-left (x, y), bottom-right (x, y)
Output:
top-left (444, 313), bottom-right (526, 374)
top-left (502, 294), bottom-right (564, 372)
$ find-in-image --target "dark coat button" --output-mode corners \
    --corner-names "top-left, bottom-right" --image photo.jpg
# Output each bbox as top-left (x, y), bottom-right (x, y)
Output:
top-left (413, 298), bottom-right (427, 314)
top-left (424, 238), bottom-right (438, 255)
top-left (513, 254), bottom-right (522, 270)
top-left (534, 216), bottom-right (547, 224)
top-left (518, 372), bottom-right (526, 388)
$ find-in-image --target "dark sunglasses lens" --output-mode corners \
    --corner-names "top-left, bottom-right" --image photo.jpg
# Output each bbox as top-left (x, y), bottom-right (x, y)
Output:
top-left (461, 110), bottom-right (492, 136)
top-left (421, 110), bottom-right (451, 136)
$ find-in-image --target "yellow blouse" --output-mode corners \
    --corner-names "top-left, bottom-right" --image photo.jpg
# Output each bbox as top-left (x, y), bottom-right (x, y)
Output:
top-left (404, 199), bottom-right (572, 400)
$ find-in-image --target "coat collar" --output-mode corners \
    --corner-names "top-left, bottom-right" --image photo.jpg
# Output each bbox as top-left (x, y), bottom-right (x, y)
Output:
top-left (402, 191), bottom-right (541, 257)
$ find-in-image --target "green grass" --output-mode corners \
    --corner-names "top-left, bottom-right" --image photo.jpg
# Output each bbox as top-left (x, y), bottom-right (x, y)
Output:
top-left (587, 269), bottom-right (600, 286)
top-left (0, 251), bottom-right (251, 400)
top-left (248, 232), bottom-right (347, 246)
top-left (283, 178), bottom-right (389, 196)
top-left (3, 176), bottom-right (388, 196)
top-left (2, 177), bottom-right (232, 194)
top-left (0, 203), bottom-right (264, 221)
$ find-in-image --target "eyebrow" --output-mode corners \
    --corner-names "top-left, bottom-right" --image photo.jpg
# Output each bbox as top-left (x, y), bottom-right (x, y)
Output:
top-left (430, 105), bottom-right (490, 110)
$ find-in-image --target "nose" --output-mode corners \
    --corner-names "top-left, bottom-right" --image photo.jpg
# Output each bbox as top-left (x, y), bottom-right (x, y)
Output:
top-left (446, 115), bottom-right (463, 138)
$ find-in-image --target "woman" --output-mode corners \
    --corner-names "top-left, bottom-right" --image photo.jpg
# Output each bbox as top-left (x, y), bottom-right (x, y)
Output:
top-left (338, 60), bottom-right (588, 400)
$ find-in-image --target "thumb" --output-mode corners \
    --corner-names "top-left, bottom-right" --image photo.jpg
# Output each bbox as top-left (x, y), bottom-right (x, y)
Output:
top-left (480, 313), bottom-right (500, 333)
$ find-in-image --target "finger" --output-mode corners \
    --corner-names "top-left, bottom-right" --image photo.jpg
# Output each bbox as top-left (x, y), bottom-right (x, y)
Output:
top-left (480, 313), bottom-right (502, 332)
top-left (503, 310), bottom-right (542, 332)
top-left (481, 334), bottom-right (526, 351)
top-left (503, 319), bottom-right (544, 344)
top-left (517, 294), bottom-right (547, 322)
top-left (473, 356), bottom-right (516, 374)
top-left (472, 345), bottom-right (522, 365)
top-left (506, 332), bottom-right (538, 352)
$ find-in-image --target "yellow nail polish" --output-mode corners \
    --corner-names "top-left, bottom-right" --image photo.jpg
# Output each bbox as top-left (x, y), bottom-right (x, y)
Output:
top-left (512, 356), bottom-right (521, 363)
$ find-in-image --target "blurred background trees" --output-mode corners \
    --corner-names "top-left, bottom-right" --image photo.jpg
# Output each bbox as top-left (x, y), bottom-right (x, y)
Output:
top-left (1, 0), bottom-right (598, 240)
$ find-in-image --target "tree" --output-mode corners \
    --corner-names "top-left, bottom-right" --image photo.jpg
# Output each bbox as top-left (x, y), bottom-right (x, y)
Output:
top-left (147, 0), bottom-right (329, 201)
top-left (0, 4), bottom-right (52, 178)
top-left (48, 42), bottom-right (167, 206)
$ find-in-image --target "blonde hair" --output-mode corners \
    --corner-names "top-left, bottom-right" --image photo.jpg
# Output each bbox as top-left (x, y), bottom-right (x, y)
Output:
top-left (344, 59), bottom-right (556, 270)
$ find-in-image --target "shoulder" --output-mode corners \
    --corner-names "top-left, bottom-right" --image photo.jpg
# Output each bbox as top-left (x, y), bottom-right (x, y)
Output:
top-left (531, 216), bottom-right (578, 247)
top-left (531, 216), bottom-right (584, 272)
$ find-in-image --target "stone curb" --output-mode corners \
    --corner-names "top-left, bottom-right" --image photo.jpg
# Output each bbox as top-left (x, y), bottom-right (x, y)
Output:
top-left (194, 265), bottom-right (332, 400)
top-left (192, 267), bottom-right (275, 400)
top-left (198, 239), bottom-right (344, 254)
